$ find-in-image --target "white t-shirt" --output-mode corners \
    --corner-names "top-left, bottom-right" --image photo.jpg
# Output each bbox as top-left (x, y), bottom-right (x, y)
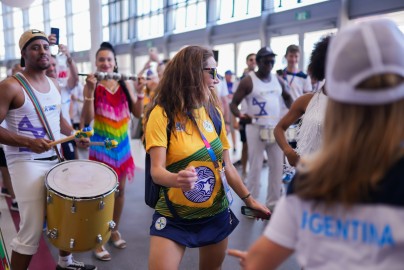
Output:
top-left (281, 70), bottom-right (312, 100)
top-left (263, 159), bottom-right (404, 270)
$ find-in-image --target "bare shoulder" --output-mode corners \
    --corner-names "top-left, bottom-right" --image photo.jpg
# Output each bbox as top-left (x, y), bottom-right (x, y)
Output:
top-left (236, 75), bottom-right (253, 93)
top-left (291, 92), bottom-right (314, 113)
top-left (0, 77), bottom-right (22, 96)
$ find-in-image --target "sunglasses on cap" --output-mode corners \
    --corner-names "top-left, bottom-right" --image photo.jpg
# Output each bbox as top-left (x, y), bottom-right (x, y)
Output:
top-left (203, 68), bottom-right (217, 79)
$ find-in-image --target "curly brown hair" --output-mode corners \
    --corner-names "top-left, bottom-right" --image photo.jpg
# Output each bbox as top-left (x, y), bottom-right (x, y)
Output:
top-left (143, 45), bottom-right (221, 134)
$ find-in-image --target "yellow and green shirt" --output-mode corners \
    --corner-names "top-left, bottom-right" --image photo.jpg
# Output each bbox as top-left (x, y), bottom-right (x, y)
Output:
top-left (145, 105), bottom-right (231, 219)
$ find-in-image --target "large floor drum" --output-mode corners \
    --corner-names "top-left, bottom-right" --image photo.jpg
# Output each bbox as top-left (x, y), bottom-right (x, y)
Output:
top-left (45, 160), bottom-right (118, 252)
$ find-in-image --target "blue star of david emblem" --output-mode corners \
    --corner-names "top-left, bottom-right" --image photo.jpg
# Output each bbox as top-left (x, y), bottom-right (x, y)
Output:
top-left (252, 98), bottom-right (267, 116)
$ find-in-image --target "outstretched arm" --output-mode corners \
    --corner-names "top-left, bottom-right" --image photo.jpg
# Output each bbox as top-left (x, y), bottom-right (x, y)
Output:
top-left (228, 236), bottom-right (293, 270)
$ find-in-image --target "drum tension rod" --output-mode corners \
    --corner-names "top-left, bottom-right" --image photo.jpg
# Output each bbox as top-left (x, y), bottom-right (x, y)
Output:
top-left (109, 221), bottom-right (116, 230)
top-left (47, 193), bottom-right (53, 204)
top-left (70, 238), bottom-right (75, 249)
top-left (71, 200), bottom-right (76, 214)
top-left (99, 196), bottom-right (105, 210)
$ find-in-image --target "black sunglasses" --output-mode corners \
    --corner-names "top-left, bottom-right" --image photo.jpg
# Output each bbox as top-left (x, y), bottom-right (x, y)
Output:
top-left (203, 68), bottom-right (217, 79)
top-left (261, 59), bottom-right (275, 66)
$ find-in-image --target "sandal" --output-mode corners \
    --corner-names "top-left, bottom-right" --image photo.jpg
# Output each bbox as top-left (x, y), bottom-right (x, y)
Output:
top-left (110, 230), bottom-right (127, 249)
top-left (94, 245), bottom-right (112, 261)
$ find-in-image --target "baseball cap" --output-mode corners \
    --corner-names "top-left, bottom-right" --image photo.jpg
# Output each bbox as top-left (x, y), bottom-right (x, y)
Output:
top-left (19, 29), bottom-right (49, 67)
top-left (225, 70), bottom-right (233, 75)
top-left (326, 19), bottom-right (404, 105)
top-left (256, 47), bottom-right (276, 61)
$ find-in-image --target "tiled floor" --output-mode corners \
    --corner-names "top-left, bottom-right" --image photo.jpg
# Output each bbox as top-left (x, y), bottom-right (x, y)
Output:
top-left (1, 138), bottom-right (300, 269)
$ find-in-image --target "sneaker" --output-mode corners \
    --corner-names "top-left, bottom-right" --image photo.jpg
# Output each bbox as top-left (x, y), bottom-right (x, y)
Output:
top-left (10, 200), bottom-right (19, 212)
top-left (56, 259), bottom-right (97, 270)
top-left (0, 187), bottom-right (11, 198)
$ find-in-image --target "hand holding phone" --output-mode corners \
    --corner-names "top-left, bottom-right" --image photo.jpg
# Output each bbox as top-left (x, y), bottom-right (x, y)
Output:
top-left (50, 27), bottom-right (60, 55)
top-left (50, 27), bottom-right (60, 45)
top-left (241, 206), bottom-right (271, 220)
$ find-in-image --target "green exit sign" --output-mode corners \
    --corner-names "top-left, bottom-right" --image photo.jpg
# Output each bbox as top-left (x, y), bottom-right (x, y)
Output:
top-left (295, 11), bottom-right (311, 21)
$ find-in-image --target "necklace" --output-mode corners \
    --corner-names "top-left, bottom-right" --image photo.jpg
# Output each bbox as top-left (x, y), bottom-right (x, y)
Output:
top-left (101, 80), bottom-right (119, 94)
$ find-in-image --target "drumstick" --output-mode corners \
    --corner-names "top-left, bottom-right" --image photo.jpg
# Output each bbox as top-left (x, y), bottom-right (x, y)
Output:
top-left (89, 139), bottom-right (118, 149)
top-left (48, 127), bottom-right (94, 147)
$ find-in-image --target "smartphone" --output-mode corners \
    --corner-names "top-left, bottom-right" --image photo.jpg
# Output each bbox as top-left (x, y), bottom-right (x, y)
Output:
top-left (50, 27), bottom-right (60, 45)
top-left (241, 206), bottom-right (271, 220)
top-left (50, 27), bottom-right (60, 55)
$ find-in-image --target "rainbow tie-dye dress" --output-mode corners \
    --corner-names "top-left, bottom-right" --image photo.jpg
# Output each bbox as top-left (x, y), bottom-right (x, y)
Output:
top-left (90, 83), bottom-right (135, 181)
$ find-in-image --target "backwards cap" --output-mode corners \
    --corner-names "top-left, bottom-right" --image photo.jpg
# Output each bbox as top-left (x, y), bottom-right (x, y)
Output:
top-left (326, 19), bottom-right (404, 105)
top-left (19, 29), bottom-right (49, 67)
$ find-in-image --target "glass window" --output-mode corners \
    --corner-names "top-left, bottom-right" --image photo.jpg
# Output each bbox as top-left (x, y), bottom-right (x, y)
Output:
top-left (49, 0), bottom-right (67, 45)
top-left (13, 8), bottom-right (24, 57)
top-left (236, 39), bottom-right (260, 77)
top-left (116, 54), bottom-right (131, 75)
top-left (172, 0), bottom-right (206, 34)
top-left (0, 67), bottom-right (7, 80)
top-left (217, 0), bottom-right (261, 25)
top-left (273, 0), bottom-right (328, 12)
top-left (270, 34), bottom-right (299, 72)
top-left (136, 0), bottom-right (164, 40)
top-left (135, 55), bottom-right (149, 75)
top-left (72, 8), bottom-right (91, 52)
top-left (72, 0), bottom-right (89, 13)
top-left (28, 0), bottom-right (44, 30)
top-left (304, 28), bottom-right (336, 72)
top-left (102, 1), bottom-right (132, 43)
top-left (0, 6), bottom-right (4, 59)
top-left (169, 50), bottom-right (179, 59)
top-left (213, 43), bottom-right (235, 76)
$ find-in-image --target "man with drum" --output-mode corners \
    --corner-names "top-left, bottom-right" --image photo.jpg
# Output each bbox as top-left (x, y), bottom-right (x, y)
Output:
top-left (0, 29), bottom-right (95, 270)
top-left (230, 47), bottom-right (292, 212)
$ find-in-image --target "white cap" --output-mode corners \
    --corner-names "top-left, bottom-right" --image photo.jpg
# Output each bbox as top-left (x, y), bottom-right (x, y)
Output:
top-left (326, 19), bottom-right (404, 105)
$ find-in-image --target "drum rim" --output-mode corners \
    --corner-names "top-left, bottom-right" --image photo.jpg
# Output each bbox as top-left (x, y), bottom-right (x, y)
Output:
top-left (45, 160), bottom-right (118, 200)
top-left (46, 185), bottom-right (118, 201)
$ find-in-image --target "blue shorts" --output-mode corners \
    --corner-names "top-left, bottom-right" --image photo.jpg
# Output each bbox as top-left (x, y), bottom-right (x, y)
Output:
top-left (150, 208), bottom-right (239, 248)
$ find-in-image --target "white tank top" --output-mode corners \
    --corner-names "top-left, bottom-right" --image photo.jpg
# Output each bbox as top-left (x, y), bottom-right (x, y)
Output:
top-left (4, 74), bottom-right (61, 162)
top-left (245, 71), bottom-right (282, 127)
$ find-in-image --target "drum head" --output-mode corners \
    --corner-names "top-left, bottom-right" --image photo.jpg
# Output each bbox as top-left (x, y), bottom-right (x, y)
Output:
top-left (46, 160), bottom-right (118, 198)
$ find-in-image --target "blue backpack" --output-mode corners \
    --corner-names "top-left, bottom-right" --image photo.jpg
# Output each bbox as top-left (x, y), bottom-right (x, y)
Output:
top-left (144, 105), bottom-right (223, 208)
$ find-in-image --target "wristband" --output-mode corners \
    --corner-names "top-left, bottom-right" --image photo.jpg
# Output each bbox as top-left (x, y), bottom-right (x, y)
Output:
top-left (137, 93), bottom-right (145, 100)
top-left (84, 96), bottom-right (94, 101)
top-left (241, 193), bottom-right (251, 201)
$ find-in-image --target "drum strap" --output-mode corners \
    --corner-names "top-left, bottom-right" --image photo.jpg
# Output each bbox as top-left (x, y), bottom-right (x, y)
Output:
top-left (13, 73), bottom-right (64, 162)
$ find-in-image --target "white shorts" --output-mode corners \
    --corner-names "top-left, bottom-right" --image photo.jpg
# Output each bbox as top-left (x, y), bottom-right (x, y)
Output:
top-left (8, 159), bottom-right (58, 255)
